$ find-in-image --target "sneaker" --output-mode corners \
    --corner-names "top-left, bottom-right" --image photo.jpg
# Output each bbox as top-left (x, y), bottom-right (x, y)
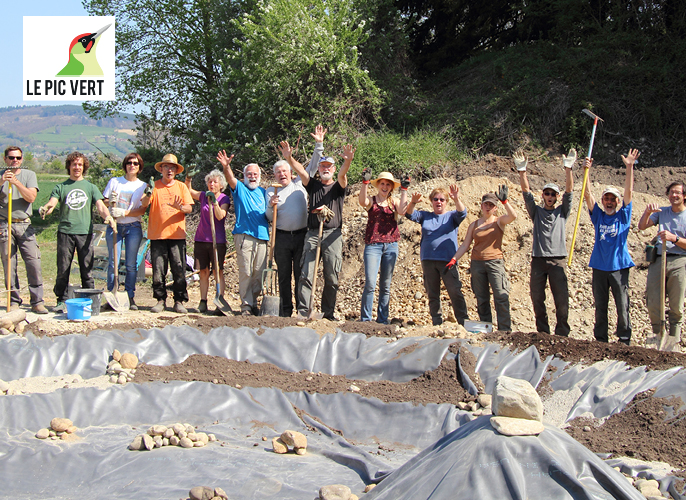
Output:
top-left (174, 301), bottom-right (187, 314)
top-left (128, 299), bottom-right (138, 311)
top-left (241, 309), bottom-right (252, 316)
top-left (150, 300), bottom-right (166, 313)
top-left (31, 303), bottom-right (49, 315)
top-left (53, 302), bottom-right (66, 313)
top-left (198, 300), bottom-right (208, 313)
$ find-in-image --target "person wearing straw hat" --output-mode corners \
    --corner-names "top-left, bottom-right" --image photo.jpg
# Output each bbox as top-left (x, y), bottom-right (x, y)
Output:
top-left (638, 181), bottom-right (686, 352)
top-left (39, 151), bottom-right (116, 313)
top-left (583, 149), bottom-right (638, 345)
top-left (266, 125), bottom-right (325, 317)
top-left (0, 146), bottom-right (47, 314)
top-left (218, 151), bottom-right (269, 316)
top-left (358, 169), bottom-right (408, 324)
top-left (515, 149), bottom-right (576, 337)
top-left (142, 153), bottom-right (194, 314)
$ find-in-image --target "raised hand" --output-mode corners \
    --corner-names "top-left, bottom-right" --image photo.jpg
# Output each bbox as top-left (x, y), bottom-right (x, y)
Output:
top-left (144, 177), bottom-right (154, 195)
top-left (645, 203), bottom-right (662, 215)
top-left (562, 148), bottom-right (577, 169)
top-left (513, 151), bottom-right (528, 172)
top-left (401, 174), bottom-right (411, 190)
top-left (583, 158), bottom-right (593, 170)
top-left (186, 163), bottom-right (199, 178)
top-left (449, 184), bottom-right (460, 202)
top-left (411, 192), bottom-right (422, 204)
top-left (217, 150), bottom-right (234, 169)
top-left (361, 167), bottom-right (372, 184)
top-left (339, 144), bottom-right (356, 162)
top-left (621, 148), bottom-right (640, 168)
top-left (311, 124), bottom-right (327, 143)
top-left (279, 141), bottom-right (293, 159)
top-left (496, 184), bottom-right (509, 203)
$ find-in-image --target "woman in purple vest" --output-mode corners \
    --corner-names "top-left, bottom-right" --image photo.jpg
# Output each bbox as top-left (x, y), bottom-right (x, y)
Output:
top-left (185, 169), bottom-right (231, 313)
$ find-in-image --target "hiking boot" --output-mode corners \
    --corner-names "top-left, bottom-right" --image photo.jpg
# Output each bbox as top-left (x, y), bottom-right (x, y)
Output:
top-left (151, 300), bottom-right (166, 313)
top-left (174, 301), bottom-right (187, 314)
top-left (128, 299), bottom-right (138, 311)
top-left (198, 300), bottom-right (208, 313)
top-left (53, 302), bottom-right (66, 313)
top-left (31, 303), bottom-right (49, 315)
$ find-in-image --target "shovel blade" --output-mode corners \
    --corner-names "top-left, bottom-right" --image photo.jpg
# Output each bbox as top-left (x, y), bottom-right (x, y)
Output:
top-left (103, 290), bottom-right (129, 312)
top-left (213, 295), bottom-right (232, 316)
top-left (260, 295), bottom-right (280, 317)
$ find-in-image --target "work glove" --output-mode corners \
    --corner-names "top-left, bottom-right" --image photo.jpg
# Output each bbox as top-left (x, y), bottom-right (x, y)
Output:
top-left (361, 167), bottom-right (372, 184)
top-left (563, 148), bottom-right (577, 169)
top-left (39, 206), bottom-right (48, 219)
top-left (206, 191), bottom-right (217, 205)
top-left (401, 174), bottom-right (411, 190)
top-left (186, 163), bottom-right (199, 178)
top-left (513, 151), bottom-right (527, 172)
top-left (445, 258), bottom-right (457, 270)
top-left (104, 215), bottom-right (116, 230)
top-left (111, 207), bottom-right (126, 218)
top-left (496, 185), bottom-right (508, 203)
top-left (144, 177), bottom-right (154, 196)
top-left (109, 192), bottom-right (120, 205)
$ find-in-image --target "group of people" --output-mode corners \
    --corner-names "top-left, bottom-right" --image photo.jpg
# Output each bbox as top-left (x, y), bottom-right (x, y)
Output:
top-left (2, 140), bottom-right (684, 349)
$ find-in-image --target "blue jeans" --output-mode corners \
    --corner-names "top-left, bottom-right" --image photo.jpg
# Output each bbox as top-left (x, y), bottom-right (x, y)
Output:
top-left (106, 222), bottom-right (143, 299)
top-left (361, 242), bottom-right (399, 324)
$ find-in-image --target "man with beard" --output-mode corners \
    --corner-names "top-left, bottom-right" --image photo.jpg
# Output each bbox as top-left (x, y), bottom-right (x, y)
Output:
top-left (515, 149), bottom-right (576, 336)
top-left (265, 125), bottom-right (325, 317)
top-left (280, 141), bottom-right (355, 320)
top-left (219, 151), bottom-right (269, 315)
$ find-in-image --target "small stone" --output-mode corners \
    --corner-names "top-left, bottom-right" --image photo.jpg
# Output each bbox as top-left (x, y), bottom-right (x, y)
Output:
top-left (66, 426), bottom-right (77, 434)
top-left (196, 432), bottom-right (209, 444)
top-left (149, 425), bottom-right (168, 436)
top-left (49, 430), bottom-right (56, 437)
top-left (319, 484), bottom-right (351, 500)
top-left (172, 423), bottom-right (185, 435)
top-left (50, 418), bottom-right (73, 432)
top-left (164, 428), bottom-right (174, 439)
top-left (262, 436), bottom-right (267, 441)
top-left (272, 437), bottom-right (288, 454)
top-left (112, 349), bottom-right (122, 362)
top-left (456, 402), bottom-right (469, 410)
top-left (350, 495), bottom-right (359, 500)
top-left (189, 486), bottom-right (215, 500)
top-left (349, 384), bottom-right (360, 392)
top-left (120, 353), bottom-right (138, 369)
top-left (188, 432), bottom-right (198, 442)
top-left (364, 484), bottom-right (376, 493)
top-left (297, 321), bottom-right (306, 326)
top-left (208, 434), bottom-right (216, 442)
top-left (162, 437), bottom-right (169, 446)
top-left (212, 379), bottom-right (219, 384)
top-left (414, 292), bottom-right (422, 300)
top-left (214, 487), bottom-right (228, 500)
top-left (295, 447), bottom-right (306, 455)
top-left (477, 394), bottom-right (492, 408)
top-left (194, 441), bottom-right (206, 447)
top-left (280, 430), bottom-right (307, 449)
top-left (153, 436), bottom-right (163, 448)
top-left (142, 434), bottom-right (155, 450)
top-left (36, 428), bottom-right (50, 439)
top-left (235, 384), bottom-right (242, 389)
top-left (169, 436), bottom-right (180, 446)
top-left (0, 379), bottom-right (10, 392)
top-left (179, 437), bottom-right (194, 448)
top-left (467, 401), bottom-right (479, 412)
top-left (177, 430), bottom-right (187, 439)
top-left (490, 416), bottom-right (545, 436)
top-left (185, 424), bottom-right (194, 433)
top-left (109, 375), bottom-right (117, 383)
top-left (583, 426), bottom-right (592, 432)
top-left (129, 435), bottom-right (143, 451)
top-left (117, 374), bottom-right (127, 385)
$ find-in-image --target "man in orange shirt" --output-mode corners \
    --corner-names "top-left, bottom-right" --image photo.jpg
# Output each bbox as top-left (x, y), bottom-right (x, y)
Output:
top-left (142, 154), bottom-right (194, 313)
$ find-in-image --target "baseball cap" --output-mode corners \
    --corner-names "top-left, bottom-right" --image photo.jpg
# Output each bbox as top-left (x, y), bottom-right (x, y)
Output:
top-left (481, 193), bottom-right (499, 205)
top-left (542, 183), bottom-right (560, 194)
top-left (601, 186), bottom-right (621, 199)
top-left (318, 156), bottom-right (335, 166)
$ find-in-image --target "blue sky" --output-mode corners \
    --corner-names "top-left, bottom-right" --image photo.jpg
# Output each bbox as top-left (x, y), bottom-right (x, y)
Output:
top-left (3, 0), bottom-right (89, 108)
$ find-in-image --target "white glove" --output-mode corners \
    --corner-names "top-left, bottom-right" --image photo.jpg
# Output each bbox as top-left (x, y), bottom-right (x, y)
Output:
top-left (39, 206), bottom-right (48, 219)
top-left (111, 207), bottom-right (126, 218)
top-left (513, 151), bottom-right (528, 172)
top-left (104, 215), bottom-right (116, 230)
top-left (563, 148), bottom-right (577, 169)
top-left (109, 192), bottom-right (120, 205)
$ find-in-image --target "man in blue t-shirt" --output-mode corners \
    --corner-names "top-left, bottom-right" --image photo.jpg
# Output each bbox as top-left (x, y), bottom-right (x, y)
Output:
top-left (218, 151), bottom-right (269, 315)
top-left (583, 149), bottom-right (639, 345)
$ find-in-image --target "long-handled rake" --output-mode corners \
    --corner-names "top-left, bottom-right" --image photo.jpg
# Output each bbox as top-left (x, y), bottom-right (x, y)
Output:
top-left (260, 184), bottom-right (282, 316)
top-left (307, 205), bottom-right (335, 321)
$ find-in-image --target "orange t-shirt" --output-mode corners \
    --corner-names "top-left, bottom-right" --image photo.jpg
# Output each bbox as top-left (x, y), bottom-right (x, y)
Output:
top-left (471, 220), bottom-right (504, 261)
top-left (147, 180), bottom-right (194, 240)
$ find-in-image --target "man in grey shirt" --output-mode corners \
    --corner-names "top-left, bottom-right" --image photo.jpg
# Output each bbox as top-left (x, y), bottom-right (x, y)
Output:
top-left (0, 146), bottom-right (47, 313)
top-left (265, 125), bottom-right (325, 316)
top-left (515, 149), bottom-right (575, 336)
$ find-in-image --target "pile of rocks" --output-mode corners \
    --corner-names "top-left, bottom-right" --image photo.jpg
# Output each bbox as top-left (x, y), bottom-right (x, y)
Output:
top-left (0, 309), bottom-right (28, 335)
top-left (128, 423), bottom-right (217, 451)
top-left (187, 486), bottom-right (228, 500)
top-left (490, 376), bottom-right (545, 436)
top-left (107, 349), bottom-right (138, 384)
top-left (457, 394), bottom-right (492, 416)
top-left (272, 430), bottom-right (308, 455)
top-left (35, 417), bottom-right (78, 441)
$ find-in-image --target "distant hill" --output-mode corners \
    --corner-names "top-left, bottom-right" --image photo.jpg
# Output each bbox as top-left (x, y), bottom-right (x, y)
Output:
top-left (0, 105), bottom-right (137, 159)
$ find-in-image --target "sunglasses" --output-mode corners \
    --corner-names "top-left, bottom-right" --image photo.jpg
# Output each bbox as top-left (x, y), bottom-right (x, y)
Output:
top-left (433, 198), bottom-right (446, 202)
top-left (543, 191), bottom-right (557, 197)
top-left (126, 160), bottom-right (140, 166)
top-left (6, 156), bottom-right (22, 160)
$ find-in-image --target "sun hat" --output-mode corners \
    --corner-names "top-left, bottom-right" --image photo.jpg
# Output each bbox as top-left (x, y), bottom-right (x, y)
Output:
top-left (542, 182), bottom-right (561, 194)
top-left (154, 153), bottom-right (184, 174)
top-left (318, 156), bottom-right (336, 166)
top-left (371, 172), bottom-right (401, 190)
top-left (481, 192), bottom-right (499, 205)
top-left (601, 186), bottom-right (621, 199)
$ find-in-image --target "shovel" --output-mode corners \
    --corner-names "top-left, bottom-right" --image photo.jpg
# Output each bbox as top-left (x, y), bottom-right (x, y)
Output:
top-left (658, 228), bottom-right (668, 350)
top-left (103, 219), bottom-right (130, 311)
top-left (5, 182), bottom-right (11, 312)
top-left (260, 184), bottom-right (281, 316)
top-left (307, 205), bottom-right (334, 321)
top-left (209, 195), bottom-right (232, 315)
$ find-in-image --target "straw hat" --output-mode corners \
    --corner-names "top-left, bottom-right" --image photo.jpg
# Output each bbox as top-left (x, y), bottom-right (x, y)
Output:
top-left (371, 172), bottom-right (401, 190)
top-left (154, 154), bottom-right (184, 174)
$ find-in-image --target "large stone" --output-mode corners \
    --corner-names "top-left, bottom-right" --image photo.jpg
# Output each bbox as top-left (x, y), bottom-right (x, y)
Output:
top-left (319, 484), bottom-right (351, 500)
top-left (148, 425), bottom-right (168, 436)
top-left (169, 436), bottom-right (180, 446)
top-left (120, 353), bottom-right (138, 369)
top-left (50, 418), bottom-right (73, 432)
top-left (128, 435), bottom-right (143, 451)
top-left (491, 376), bottom-right (543, 421)
top-left (172, 423), bottom-right (186, 435)
top-left (179, 437), bottom-right (194, 448)
top-left (189, 486), bottom-right (215, 500)
top-left (214, 487), bottom-right (228, 499)
top-left (112, 349), bottom-right (121, 362)
top-left (142, 434), bottom-right (155, 450)
top-left (36, 428), bottom-right (50, 439)
top-left (272, 437), bottom-right (288, 454)
top-left (280, 430), bottom-right (307, 449)
top-left (196, 432), bottom-right (209, 445)
top-left (490, 416), bottom-right (545, 436)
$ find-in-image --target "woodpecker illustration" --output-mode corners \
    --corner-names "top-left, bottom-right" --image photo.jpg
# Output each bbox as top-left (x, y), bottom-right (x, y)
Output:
top-left (56, 24), bottom-right (111, 77)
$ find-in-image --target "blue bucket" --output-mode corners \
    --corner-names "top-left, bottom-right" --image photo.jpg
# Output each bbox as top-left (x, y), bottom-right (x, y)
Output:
top-left (65, 298), bottom-right (92, 321)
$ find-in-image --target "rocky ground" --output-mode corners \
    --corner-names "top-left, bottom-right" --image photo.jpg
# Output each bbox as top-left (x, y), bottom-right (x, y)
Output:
top-left (7, 153), bottom-right (686, 496)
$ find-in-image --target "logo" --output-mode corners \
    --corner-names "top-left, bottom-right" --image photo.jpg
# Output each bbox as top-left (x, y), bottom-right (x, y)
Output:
top-left (23, 16), bottom-right (115, 101)
top-left (65, 189), bottom-right (89, 211)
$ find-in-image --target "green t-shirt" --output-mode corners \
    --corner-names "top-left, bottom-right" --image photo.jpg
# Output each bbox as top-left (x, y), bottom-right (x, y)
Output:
top-left (50, 179), bottom-right (103, 235)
